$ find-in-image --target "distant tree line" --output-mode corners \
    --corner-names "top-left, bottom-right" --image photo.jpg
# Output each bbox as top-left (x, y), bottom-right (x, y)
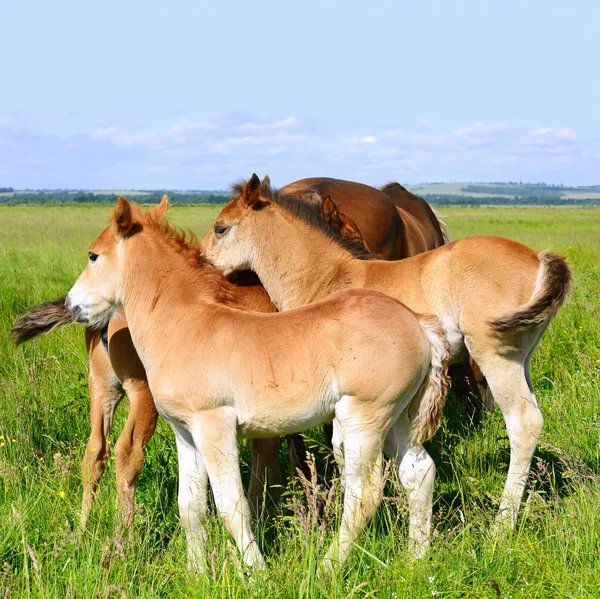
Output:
top-left (0, 191), bottom-right (231, 206)
top-left (0, 187), bottom-right (14, 193)
top-left (461, 185), bottom-right (600, 198)
top-left (2, 189), bottom-right (600, 207)
top-left (426, 194), bottom-right (600, 206)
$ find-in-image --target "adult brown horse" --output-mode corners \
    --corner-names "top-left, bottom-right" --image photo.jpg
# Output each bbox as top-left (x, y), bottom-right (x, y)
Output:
top-left (280, 177), bottom-right (447, 259)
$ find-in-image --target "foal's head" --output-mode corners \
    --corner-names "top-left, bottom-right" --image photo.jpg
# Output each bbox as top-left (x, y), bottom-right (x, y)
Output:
top-left (202, 174), bottom-right (370, 275)
top-left (66, 196), bottom-right (169, 327)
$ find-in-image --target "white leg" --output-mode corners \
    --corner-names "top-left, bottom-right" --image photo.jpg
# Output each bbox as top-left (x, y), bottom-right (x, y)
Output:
top-left (483, 361), bottom-right (544, 530)
top-left (174, 428), bottom-right (208, 572)
top-left (331, 418), bottom-right (346, 490)
top-left (192, 410), bottom-right (264, 570)
top-left (384, 412), bottom-right (435, 556)
top-left (323, 429), bottom-right (383, 574)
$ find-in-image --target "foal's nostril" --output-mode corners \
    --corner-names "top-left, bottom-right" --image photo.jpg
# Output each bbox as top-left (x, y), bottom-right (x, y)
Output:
top-left (65, 295), bottom-right (86, 323)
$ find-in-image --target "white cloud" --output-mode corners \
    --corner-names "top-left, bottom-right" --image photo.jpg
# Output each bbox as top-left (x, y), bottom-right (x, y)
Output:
top-left (454, 122), bottom-right (507, 137)
top-left (1, 115), bottom-right (598, 188)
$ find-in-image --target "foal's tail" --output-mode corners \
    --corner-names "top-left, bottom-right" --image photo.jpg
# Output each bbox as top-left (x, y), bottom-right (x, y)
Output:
top-left (489, 251), bottom-right (572, 332)
top-left (410, 315), bottom-right (451, 446)
top-left (10, 297), bottom-right (73, 346)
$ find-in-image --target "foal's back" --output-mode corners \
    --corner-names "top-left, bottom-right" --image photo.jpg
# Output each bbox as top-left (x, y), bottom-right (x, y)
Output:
top-left (163, 288), bottom-right (430, 439)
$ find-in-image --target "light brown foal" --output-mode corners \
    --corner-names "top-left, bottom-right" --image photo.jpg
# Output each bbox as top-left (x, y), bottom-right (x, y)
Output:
top-left (12, 280), bottom-right (280, 530)
top-left (202, 174), bottom-right (572, 531)
top-left (64, 197), bottom-right (450, 572)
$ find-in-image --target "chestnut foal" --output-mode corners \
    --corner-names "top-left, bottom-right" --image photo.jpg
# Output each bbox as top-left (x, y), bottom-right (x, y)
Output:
top-left (202, 174), bottom-right (572, 531)
top-left (64, 197), bottom-right (450, 572)
top-left (12, 274), bottom-right (277, 530)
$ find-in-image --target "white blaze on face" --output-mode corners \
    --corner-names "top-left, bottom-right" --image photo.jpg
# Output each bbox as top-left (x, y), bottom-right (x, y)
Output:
top-left (66, 280), bottom-right (91, 322)
top-left (66, 278), bottom-right (117, 327)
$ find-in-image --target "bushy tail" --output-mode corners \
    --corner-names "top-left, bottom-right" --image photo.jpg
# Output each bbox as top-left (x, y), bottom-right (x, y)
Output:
top-left (410, 315), bottom-right (451, 446)
top-left (489, 251), bottom-right (572, 332)
top-left (10, 297), bottom-right (73, 346)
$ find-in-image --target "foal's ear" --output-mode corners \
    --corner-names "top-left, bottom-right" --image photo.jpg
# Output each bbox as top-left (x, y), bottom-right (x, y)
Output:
top-left (261, 174), bottom-right (271, 189)
top-left (147, 194), bottom-right (169, 221)
top-left (242, 173), bottom-right (263, 208)
top-left (113, 197), bottom-right (135, 237)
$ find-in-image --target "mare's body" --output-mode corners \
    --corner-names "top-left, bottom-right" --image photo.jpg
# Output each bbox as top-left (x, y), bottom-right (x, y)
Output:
top-left (282, 177), bottom-right (445, 259)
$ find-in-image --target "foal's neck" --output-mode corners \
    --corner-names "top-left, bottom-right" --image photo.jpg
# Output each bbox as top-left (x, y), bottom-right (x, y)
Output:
top-left (118, 232), bottom-right (224, 354)
top-left (250, 209), bottom-right (363, 311)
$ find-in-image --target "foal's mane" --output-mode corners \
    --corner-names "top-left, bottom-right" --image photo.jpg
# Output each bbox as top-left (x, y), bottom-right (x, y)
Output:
top-left (230, 180), bottom-right (373, 260)
top-left (141, 208), bottom-right (243, 308)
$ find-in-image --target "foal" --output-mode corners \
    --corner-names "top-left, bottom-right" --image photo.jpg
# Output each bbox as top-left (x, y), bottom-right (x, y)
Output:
top-left (202, 174), bottom-right (572, 531)
top-left (11, 269), bottom-right (278, 529)
top-left (64, 198), bottom-right (450, 572)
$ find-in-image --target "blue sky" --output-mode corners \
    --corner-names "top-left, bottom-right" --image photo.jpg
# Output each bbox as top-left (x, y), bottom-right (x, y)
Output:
top-left (1, 0), bottom-right (599, 189)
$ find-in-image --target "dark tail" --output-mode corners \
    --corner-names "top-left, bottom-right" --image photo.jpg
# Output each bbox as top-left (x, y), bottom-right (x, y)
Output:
top-left (490, 251), bottom-right (572, 332)
top-left (10, 297), bottom-right (73, 346)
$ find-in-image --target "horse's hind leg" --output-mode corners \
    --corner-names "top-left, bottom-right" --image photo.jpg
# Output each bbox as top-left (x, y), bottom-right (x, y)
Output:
top-left (474, 349), bottom-right (544, 531)
top-left (107, 319), bottom-right (159, 530)
top-left (384, 412), bottom-right (435, 556)
top-left (331, 418), bottom-right (346, 490)
top-left (114, 378), bottom-right (158, 530)
top-left (323, 425), bottom-right (384, 574)
top-left (80, 329), bottom-right (123, 530)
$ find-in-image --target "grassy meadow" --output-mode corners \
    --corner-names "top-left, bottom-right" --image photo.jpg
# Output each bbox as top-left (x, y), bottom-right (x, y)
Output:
top-left (0, 204), bottom-right (599, 598)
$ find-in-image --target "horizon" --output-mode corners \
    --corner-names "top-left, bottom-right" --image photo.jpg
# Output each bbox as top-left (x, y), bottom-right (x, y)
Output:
top-left (3, 180), bottom-right (600, 193)
top-left (2, 0), bottom-right (599, 189)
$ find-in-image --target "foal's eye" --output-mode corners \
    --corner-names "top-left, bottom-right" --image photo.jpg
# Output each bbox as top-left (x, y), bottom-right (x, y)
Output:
top-left (214, 224), bottom-right (229, 237)
top-left (88, 251), bottom-right (99, 263)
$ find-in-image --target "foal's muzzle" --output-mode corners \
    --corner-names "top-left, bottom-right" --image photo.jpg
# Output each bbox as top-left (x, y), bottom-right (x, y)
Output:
top-left (65, 295), bottom-right (89, 324)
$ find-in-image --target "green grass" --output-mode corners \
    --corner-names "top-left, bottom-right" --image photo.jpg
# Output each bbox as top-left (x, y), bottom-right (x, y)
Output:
top-left (1, 205), bottom-right (599, 598)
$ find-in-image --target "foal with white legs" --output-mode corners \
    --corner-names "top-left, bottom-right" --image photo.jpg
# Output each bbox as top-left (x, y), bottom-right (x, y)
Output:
top-left (202, 174), bottom-right (573, 531)
top-left (65, 197), bottom-right (450, 573)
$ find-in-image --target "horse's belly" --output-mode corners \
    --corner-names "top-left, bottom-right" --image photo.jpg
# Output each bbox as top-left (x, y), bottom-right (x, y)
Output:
top-left (235, 388), bottom-right (338, 438)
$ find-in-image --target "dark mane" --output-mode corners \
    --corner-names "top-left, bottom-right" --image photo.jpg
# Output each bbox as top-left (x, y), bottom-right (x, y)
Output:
top-left (230, 180), bottom-right (373, 260)
top-left (143, 208), bottom-right (243, 308)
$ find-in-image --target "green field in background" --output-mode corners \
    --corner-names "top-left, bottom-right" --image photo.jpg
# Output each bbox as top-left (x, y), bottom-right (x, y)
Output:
top-left (1, 205), bottom-right (599, 598)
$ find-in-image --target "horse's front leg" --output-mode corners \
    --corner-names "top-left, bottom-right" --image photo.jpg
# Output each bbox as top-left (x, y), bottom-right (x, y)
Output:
top-left (114, 377), bottom-right (158, 531)
top-left (80, 328), bottom-right (124, 531)
top-left (174, 429), bottom-right (209, 572)
top-left (193, 409), bottom-right (264, 570)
